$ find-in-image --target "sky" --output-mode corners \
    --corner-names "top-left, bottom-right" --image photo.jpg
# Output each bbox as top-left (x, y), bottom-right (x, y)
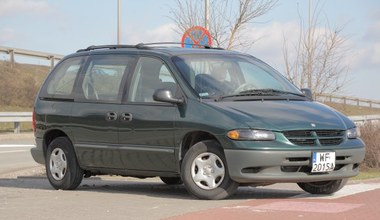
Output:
top-left (0, 0), bottom-right (379, 100)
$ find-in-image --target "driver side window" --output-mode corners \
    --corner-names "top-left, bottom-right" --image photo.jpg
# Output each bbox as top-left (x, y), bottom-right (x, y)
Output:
top-left (128, 57), bottom-right (177, 103)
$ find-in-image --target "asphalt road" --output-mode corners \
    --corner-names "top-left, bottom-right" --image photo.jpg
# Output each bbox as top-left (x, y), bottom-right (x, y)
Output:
top-left (0, 133), bottom-right (37, 175)
top-left (1, 133), bottom-right (380, 220)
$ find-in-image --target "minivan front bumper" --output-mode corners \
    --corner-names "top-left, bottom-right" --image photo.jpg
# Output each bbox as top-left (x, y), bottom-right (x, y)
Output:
top-left (224, 147), bottom-right (365, 184)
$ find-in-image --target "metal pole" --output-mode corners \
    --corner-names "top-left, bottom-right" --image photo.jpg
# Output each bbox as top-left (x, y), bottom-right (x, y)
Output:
top-left (117, 0), bottom-right (121, 44)
top-left (307, 0), bottom-right (312, 89)
top-left (9, 49), bottom-right (15, 69)
top-left (205, 0), bottom-right (209, 30)
top-left (49, 56), bottom-right (55, 70)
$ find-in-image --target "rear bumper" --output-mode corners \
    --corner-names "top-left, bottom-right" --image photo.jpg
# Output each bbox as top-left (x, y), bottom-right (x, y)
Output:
top-left (225, 146), bottom-right (365, 183)
top-left (30, 137), bottom-right (45, 164)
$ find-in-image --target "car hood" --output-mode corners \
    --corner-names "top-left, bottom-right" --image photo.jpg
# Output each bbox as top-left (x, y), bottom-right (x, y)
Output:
top-left (207, 100), bottom-right (354, 131)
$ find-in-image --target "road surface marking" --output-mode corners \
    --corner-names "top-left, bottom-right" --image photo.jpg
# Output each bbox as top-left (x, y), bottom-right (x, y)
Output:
top-left (250, 201), bottom-right (363, 213)
top-left (0, 144), bottom-right (35, 148)
top-left (0, 150), bottom-right (29, 154)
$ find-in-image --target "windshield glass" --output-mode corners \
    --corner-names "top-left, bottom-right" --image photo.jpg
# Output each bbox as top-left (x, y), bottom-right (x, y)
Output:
top-left (172, 54), bottom-right (302, 99)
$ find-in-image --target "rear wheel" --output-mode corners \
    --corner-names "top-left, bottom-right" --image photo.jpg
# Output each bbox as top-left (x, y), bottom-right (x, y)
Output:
top-left (160, 177), bottom-right (183, 185)
top-left (181, 140), bottom-right (238, 200)
top-left (297, 178), bottom-right (348, 194)
top-left (45, 137), bottom-right (83, 190)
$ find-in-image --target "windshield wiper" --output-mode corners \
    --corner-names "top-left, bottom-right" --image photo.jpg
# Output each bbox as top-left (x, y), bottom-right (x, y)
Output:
top-left (218, 89), bottom-right (305, 101)
top-left (239, 89), bottom-right (305, 97)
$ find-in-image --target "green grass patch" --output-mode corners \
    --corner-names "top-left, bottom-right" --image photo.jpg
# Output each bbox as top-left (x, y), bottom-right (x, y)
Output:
top-left (350, 168), bottom-right (380, 180)
top-left (0, 105), bottom-right (33, 133)
top-left (0, 105), bottom-right (33, 112)
top-left (0, 122), bottom-right (33, 133)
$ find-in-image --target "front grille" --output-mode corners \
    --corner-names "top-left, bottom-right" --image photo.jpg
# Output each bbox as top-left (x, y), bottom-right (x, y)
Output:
top-left (284, 130), bottom-right (312, 137)
top-left (288, 139), bottom-right (315, 146)
top-left (319, 138), bottom-right (344, 145)
top-left (283, 130), bottom-right (345, 146)
top-left (315, 130), bottom-right (345, 137)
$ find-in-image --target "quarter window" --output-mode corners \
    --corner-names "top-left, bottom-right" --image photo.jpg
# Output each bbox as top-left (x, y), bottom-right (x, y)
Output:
top-left (43, 57), bottom-right (84, 98)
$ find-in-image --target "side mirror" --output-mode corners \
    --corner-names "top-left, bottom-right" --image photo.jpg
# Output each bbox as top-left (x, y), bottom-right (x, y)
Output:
top-left (153, 89), bottom-right (184, 105)
top-left (301, 88), bottom-right (313, 101)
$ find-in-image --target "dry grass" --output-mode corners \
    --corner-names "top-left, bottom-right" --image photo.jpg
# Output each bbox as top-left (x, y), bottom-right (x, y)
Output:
top-left (0, 61), bottom-right (49, 108)
top-left (359, 122), bottom-right (380, 169)
top-left (0, 61), bottom-right (48, 133)
top-left (324, 102), bottom-right (380, 116)
top-left (351, 168), bottom-right (380, 180)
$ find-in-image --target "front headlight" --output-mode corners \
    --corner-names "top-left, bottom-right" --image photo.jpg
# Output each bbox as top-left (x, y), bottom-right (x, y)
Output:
top-left (347, 127), bottom-right (360, 139)
top-left (227, 129), bottom-right (275, 141)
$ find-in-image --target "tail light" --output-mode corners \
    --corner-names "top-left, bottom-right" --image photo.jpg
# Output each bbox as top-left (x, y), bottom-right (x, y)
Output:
top-left (32, 110), bottom-right (36, 133)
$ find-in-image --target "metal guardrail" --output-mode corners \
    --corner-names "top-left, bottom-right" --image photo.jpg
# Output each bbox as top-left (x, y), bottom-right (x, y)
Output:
top-left (1, 112), bottom-right (380, 134)
top-left (0, 46), bottom-right (64, 69)
top-left (317, 94), bottom-right (380, 109)
top-left (0, 112), bottom-right (32, 134)
top-left (348, 115), bottom-right (380, 124)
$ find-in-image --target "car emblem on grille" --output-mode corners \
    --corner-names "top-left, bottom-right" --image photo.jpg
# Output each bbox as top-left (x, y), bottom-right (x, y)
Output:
top-left (311, 123), bottom-right (316, 127)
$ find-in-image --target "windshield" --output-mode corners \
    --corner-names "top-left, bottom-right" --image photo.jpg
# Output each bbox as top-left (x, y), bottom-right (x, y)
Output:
top-left (172, 54), bottom-right (303, 100)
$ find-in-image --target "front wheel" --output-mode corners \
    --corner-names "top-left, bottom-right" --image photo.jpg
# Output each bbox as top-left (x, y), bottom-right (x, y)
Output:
top-left (181, 140), bottom-right (238, 200)
top-left (46, 137), bottom-right (84, 190)
top-left (297, 178), bottom-right (348, 194)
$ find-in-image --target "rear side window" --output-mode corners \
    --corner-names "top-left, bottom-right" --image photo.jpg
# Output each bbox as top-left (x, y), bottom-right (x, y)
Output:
top-left (40, 57), bottom-right (84, 99)
top-left (78, 55), bottom-right (135, 103)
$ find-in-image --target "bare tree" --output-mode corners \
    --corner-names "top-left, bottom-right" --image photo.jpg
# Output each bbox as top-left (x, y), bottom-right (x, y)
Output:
top-left (283, 1), bottom-right (349, 97)
top-left (169, 0), bottom-right (278, 50)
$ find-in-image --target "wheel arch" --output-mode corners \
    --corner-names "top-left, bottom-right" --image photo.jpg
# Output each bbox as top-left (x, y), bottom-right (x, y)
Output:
top-left (42, 129), bottom-right (70, 157)
top-left (179, 131), bottom-right (223, 163)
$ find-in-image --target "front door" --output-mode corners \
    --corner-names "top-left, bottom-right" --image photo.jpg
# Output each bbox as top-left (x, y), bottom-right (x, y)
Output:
top-left (119, 57), bottom-right (179, 172)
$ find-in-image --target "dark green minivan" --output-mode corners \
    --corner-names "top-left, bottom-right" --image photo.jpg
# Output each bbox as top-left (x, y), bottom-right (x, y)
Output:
top-left (31, 44), bottom-right (365, 199)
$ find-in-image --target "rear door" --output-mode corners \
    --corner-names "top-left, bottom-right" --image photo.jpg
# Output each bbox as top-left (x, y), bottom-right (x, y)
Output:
top-left (118, 56), bottom-right (180, 172)
top-left (71, 54), bottom-right (135, 169)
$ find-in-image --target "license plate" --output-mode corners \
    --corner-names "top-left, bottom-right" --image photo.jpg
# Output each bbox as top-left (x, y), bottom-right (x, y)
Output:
top-left (311, 152), bottom-right (335, 173)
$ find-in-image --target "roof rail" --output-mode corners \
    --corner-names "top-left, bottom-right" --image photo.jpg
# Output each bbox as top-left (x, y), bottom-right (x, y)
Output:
top-left (76, 42), bottom-right (224, 52)
top-left (76, 45), bottom-right (137, 52)
top-left (137, 42), bottom-right (224, 50)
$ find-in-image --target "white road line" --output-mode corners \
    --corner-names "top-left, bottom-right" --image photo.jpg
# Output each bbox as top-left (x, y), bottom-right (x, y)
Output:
top-left (0, 144), bottom-right (35, 148)
top-left (0, 150), bottom-right (29, 154)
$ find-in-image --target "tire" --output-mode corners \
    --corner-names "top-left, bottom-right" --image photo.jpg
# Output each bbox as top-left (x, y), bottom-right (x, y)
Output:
top-left (297, 178), bottom-right (348, 194)
top-left (45, 137), bottom-right (83, 190)
top-left (181, 140), bottom-right (238, 200)
top-left (160, 177), bottom-right (183, 185)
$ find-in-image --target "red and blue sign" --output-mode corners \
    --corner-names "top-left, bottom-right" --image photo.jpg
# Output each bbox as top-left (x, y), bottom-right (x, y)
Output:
top-left (181, 26), bottom-right (212, 48)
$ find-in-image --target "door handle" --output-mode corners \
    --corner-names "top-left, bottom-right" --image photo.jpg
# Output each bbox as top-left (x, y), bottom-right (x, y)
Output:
top-left (121, 113), bottom-right (133, 122)
top-left (106, 112), bottom-right (118, 121)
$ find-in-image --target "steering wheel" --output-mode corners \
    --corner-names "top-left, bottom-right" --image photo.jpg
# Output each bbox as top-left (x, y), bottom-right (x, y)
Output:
top-left (234, 83), bottom-right (256, 93)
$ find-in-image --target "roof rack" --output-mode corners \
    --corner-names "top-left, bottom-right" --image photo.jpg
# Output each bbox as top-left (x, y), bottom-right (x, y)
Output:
top-left (76, 45), bottom-right (137, 52)
top-left (136, 42), bottom-right (224, 50)
top-left (76, 42), bottom-right (224, 52)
